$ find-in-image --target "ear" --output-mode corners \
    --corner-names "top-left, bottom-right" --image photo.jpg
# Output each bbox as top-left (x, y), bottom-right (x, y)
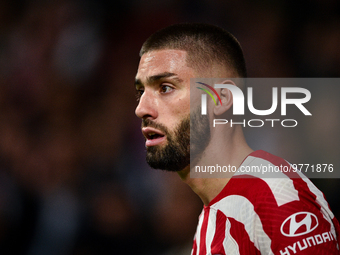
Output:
top-left (213, 80), bottom-right (236, 116)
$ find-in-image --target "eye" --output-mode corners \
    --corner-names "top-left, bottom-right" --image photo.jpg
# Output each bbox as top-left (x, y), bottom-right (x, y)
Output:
top-left (160, 85), bottom-right (173, 94)
top-left (135, 88), bottom-right (144, 101)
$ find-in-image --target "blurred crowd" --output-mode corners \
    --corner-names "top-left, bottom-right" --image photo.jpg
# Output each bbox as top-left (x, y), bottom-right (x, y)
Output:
top-left (0, 0), bottom-right (339, 254)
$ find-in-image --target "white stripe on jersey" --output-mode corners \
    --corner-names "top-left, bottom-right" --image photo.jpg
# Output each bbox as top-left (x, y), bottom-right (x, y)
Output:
top-left (235, 156), bottom-right (300, 207)
top-left (195, 210), bottom-right (205, 255)
top-left (205, 209), bottom-right (216, 255)
top-left (223, 218), bottom-right (240, 255)
top-left (214, 195), bottom-right (274, 255)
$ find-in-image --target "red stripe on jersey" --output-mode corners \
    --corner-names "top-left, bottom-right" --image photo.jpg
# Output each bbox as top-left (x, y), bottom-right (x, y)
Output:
top-left (210, 210), bottom-right (226, 255)
top-left (199, 207), bottom-right (210, 255)
top-left (228, 217), bottom-right (261, 255)
top-left (192, 238), bottom-right (197, 255)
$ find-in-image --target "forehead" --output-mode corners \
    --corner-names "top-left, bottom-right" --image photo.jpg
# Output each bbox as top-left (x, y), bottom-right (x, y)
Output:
top-left (136, 49), bottom-right (193, 81)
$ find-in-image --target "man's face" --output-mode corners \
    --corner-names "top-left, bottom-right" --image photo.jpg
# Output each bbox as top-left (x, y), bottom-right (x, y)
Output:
top-left (135, 49), bottom-right (194, 171)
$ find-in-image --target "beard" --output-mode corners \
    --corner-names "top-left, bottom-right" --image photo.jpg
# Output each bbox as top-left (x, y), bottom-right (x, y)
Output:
top-left (190, 107), bottom-right (210, 162)
top-left (143, 107), bottom-right (210, 172)
top-left (144, 116), bottom-right (190, 172)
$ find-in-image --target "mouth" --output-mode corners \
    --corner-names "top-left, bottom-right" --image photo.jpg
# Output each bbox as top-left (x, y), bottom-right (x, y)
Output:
top-left (142, 127), bottom-right (166, 147)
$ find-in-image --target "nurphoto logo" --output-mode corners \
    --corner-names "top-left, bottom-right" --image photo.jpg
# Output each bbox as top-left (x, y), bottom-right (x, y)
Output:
top-left (190, 78), bottom-right (339, 179)
top-left (196, 80), bottom-right (312, 128)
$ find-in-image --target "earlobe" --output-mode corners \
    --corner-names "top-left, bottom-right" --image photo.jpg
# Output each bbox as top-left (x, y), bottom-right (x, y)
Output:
top-left (213, 80), bottom-right (236, 116)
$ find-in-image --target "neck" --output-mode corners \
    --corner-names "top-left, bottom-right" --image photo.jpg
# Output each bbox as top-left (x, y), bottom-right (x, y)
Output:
top-left (178, 126), bottom-right (253, 206)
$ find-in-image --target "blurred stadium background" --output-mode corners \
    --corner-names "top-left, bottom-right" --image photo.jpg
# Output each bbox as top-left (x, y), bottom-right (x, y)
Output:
top-left (0, 0), bottom-right (339, 254)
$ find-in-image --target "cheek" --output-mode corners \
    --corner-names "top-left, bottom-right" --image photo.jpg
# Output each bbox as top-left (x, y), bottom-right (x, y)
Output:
top-left (170, 93), bottom-right (190, 126)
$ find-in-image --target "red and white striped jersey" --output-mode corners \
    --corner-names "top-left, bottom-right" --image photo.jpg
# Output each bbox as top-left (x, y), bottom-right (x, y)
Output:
top-left (191, 150), bottom-right (340, 255)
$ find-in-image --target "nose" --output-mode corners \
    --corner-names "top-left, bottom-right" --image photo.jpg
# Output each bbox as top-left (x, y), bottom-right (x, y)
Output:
top-left (135, 90), bottom-right (158, 120)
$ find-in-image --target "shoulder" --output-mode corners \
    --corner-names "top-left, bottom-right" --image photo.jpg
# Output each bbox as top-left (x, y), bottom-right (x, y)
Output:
top-left (209, 150), bottom-right (340, 254)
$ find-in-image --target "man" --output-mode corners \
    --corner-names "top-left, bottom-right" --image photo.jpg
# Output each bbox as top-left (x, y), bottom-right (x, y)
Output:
top-left (134, 23), bottom-right (340, 254)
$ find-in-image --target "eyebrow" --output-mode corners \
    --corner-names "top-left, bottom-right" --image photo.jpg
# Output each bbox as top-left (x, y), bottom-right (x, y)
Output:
top-left (135, 72), bottom-right (183, 87)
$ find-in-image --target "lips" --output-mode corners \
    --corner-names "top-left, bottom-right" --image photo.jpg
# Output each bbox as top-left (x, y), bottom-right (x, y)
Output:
top-left (142, 127), bottom-right (166, 147)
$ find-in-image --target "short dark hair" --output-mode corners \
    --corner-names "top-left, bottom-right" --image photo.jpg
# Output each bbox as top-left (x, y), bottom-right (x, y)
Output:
top-left (140, 23), bottom-right (247, 77)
